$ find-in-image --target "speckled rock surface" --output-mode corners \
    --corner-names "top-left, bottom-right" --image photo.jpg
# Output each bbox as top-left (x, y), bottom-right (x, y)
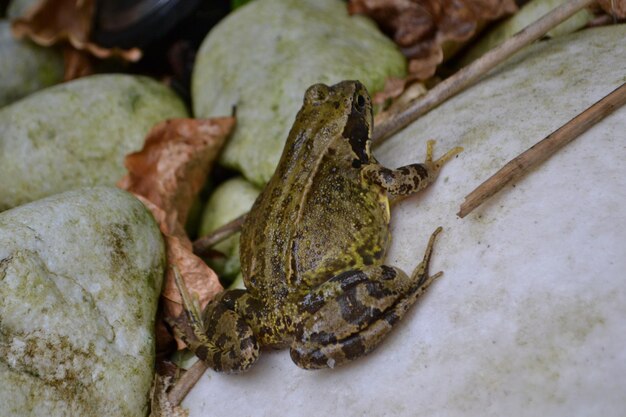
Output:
top-left (192, 0), bottom-right (406, 185)
top-left (0, 186), bottom-right (165, 417)
top-left (199, 177), bottom-right (260, 287)
top-left (184, 26), bottom-right (626, 417)
top-left (0, 20), bottom-right (63, 107)
top-left (0, 74), bottom-right (188, 211)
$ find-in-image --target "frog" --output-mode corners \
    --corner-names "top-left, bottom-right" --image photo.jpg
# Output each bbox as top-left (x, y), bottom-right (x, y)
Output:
top-left (170, 80), bottom-right (462, 372)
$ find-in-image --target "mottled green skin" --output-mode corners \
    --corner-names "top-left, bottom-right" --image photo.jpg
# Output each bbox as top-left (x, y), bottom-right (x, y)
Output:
top-left (174, 81), bottom-right (461, 372)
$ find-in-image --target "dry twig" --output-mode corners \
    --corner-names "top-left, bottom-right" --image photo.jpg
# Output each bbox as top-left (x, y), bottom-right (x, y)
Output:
top-left (167, 360), bottom-right (208, 407)
top-left (458, 82), bottom-right (626, 218)
top-left (192, 214), bottom-right (247, 256)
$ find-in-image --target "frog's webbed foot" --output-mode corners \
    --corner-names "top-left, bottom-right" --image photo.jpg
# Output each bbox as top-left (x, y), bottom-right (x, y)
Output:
top-left (167, 267), bottom-right (259, 373)
top-left (362, 140), bottom-right (462, 197)
top-left (290, 228), bottom-right (443, 370)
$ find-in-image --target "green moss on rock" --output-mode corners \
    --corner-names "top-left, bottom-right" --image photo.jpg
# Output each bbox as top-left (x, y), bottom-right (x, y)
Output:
top-left (0, 186), bottom-right (165, 417)
top-left (0, 74), bottom-right (188, 211)
top-left (0, 20), bottom-right (64, 107)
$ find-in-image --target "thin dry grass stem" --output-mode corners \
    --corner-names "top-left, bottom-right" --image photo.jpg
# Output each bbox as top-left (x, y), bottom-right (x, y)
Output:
top-left (458, 82), bottom-right (626, 218)
top-left (192, 214), bottom-right (247, 256)
top-left (167, 360), bottom-right (209, 406)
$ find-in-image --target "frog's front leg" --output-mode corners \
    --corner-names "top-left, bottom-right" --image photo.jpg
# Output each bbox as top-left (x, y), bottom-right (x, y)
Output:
top-left (362, 140), bottom-right (462, 196)
top-left (167, 268), bottom-right (259, 373)
top-left (290, 227), bottom-right (443, 370)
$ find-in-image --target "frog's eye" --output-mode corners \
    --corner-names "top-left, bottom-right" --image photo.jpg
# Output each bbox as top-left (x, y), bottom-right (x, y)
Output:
top-left (356, 95), bottom-right (366, 108)
top-left (304, 84), bottom-right (330, 104)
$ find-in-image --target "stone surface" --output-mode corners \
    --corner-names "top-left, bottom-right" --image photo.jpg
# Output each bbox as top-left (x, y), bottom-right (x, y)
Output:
top-left (199, 177), bottom-right (260, 287)
top-left (0, 186), bottom-right (165, 416)
top-left (6, 0), bottom-right (38, 19)
top-left (192, 0), bottom-right (406, 185)
top-left (0, 20), bottom-right (64, 107)
top-left (0, 74), bottom-right (188, 211)
top-left (184, 26), bottom-right (626, 417)
top-left (460, 0), bottom-right (594, 64)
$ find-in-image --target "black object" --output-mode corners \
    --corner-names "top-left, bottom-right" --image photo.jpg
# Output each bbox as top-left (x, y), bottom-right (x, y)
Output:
top-left (93, 0), bottom-right (203, 49)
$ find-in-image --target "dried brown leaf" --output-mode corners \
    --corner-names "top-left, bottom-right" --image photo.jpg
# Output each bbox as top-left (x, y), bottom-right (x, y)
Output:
top-left (118, 118), bottom-right (235, 348)
top-left (11, 0), bottom-right (141, 66)
top-left (62, 47), bottom-right (94, 81)
top-left (348, 0), bottom-right (517, 80)
top-left (598, 0), bottom-right (626, 17)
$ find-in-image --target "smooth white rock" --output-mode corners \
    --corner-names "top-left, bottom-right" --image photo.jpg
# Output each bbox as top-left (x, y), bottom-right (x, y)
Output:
top-left (184, 25), bottom-right (626, 417)
top-left (0, 187), bottom-right (165, 416)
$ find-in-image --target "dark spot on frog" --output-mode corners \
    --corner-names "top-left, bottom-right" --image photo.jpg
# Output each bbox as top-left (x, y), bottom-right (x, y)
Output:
top-left (308, 331), bottom-right (338, 346)
top-left (240, 336), bottom-right (256, 352)
top-left (195, 345), bottom-right (209, 361)
top-left (385, 311), bottom-right (400, 326)
top-left (212, 351), bottom-right (223, 371)
top-left (341, 333), bottom-right (366, 360)
top-left (342, 100), bottom-right (370, 165)
top-left (216, 333), bottom-right (231, 348)
top-left (380, 265), bottom-right (397, 280)
top-left (338, 291), bottom-right (380, 325)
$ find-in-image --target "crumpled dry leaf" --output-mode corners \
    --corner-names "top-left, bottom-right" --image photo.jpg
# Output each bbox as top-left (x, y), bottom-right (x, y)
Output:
top-left (149, 374), bottom-right (189, 417)
top-left (348, 0), bottom-right (517, 80)
top-left (118, 117), bottom-right (235, 348)
top-left (598, 0), bottom-right (626, 18)
top-left (11, 0), bottom-right (141, 71)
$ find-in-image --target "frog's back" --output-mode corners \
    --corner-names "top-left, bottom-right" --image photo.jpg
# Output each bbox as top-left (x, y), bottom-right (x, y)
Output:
top-left (292, 153), bottom-right (390, 289)
top-left (240, 80), bottom-right (386, 299)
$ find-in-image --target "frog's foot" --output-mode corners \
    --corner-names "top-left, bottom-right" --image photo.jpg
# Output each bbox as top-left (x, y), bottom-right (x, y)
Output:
top-left (167, 267), bottom-right (259, 373)
top-left (290, 228), bottom-right (443, 370)
top-left (362, 140), bottom-right (462, 197)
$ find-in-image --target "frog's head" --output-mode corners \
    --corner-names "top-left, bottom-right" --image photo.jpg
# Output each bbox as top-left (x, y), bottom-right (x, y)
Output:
top-left (303, 80), bottom-right (373, 168)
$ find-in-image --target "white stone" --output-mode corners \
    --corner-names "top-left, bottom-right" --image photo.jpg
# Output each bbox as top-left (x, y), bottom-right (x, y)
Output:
top-left (183, 25), bottom-right (626, 416)
top-left (0, 187), bottom-right (165, 416)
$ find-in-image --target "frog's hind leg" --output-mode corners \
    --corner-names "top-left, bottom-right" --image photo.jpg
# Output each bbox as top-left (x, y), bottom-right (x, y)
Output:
top-left (290, 227), bottom-right (443, 370)
top-left (362, 140), bottom-right (462, 198)
top-left (166, 267), bottom-right (259, 373)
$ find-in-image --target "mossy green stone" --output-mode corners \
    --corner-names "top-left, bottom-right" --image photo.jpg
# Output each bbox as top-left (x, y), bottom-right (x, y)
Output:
top-left (6, 0), bottom-right (38, 18)
top-left (0, 74), bottom-right (188, 211)
top-left (0, 186), bottom-right (165, 416)
top-left (192, 0), bottom-right (406, 185)
top-left (0, 20), bottom-right (64, 107)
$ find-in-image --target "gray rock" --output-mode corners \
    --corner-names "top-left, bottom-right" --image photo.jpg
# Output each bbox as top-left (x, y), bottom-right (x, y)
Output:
top-left (192, 0), bottom-right (406, 185)
top-left (0, 74), bottom-right (188, 211)
top-left (0, 20), bottom-right (64, 107)
top-left (0, 186), bottom-right (165, 417)
top-left (6, 0), bottom-right (38, 19)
